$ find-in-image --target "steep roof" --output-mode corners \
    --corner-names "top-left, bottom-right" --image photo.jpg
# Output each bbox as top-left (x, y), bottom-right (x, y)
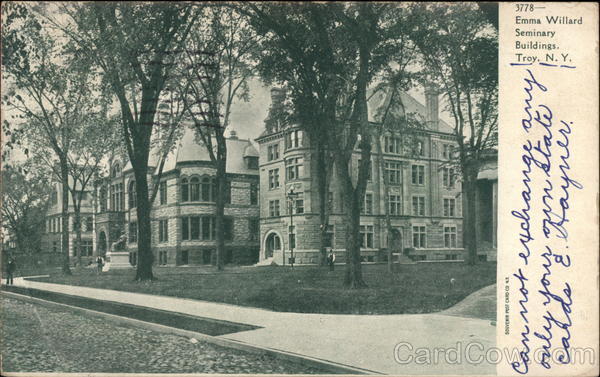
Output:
top-left (158, 126), bottom-right (258, 176)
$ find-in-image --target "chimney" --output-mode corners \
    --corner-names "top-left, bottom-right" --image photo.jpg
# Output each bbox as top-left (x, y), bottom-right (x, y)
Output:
top-left (424, 86), bottom-right (439, 130)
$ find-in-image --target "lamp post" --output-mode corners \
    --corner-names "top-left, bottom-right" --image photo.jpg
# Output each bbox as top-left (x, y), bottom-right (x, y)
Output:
top-left (287, 187), bottom-right (299, 269)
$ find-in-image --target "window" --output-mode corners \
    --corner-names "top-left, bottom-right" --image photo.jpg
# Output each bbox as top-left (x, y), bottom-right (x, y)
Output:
top-left (202, 217), bottom-right (216, 240)
top-left (442, 144), bottom-right (455, 160)
top-left (384, 161), bottom-right (402, 185)
top-left (361, 193), bottom-right (373, 215)
top-left (129, 222), bottom-right (138, 243)
top-left (389, 194), bottom-right (401, 215)
top-left (201, 177), bottom-right (216, 202)
top-left (416, 140), bottom-right (425, 156)
top-left (324, 225), bottom-right (334, 248)
top-left (128, 181), bottom-right (137, 209)
top-left (268, 169), bottom-right (280, 189)
top-left (295, 198), bottom-right (304, 214)
top-left (182, 217), bottom-right (189, 240)
top-left (442, 167), bottom-right (456, 188)
top-left (269, 200), bottom-right (280, 217)
top-left (285, 157), bottom-right (304, 181)
top-left (159, 251), bottom-right (168, 265)
top-left (412, 196), bottom-right (426, 216)
top-left (360, 225), bottom-right (374, 249)
top-left (267, 144), bottom-right (280, 161)
top-left (444, 226), bottom-right (457, 248)
top-left (82, 240), bottom-right (93, 256)
top-left (411, 165), bottom-right (425, 185)
top-left (111, 183), bottom-right (124, 211)
top-left (248, 218), bottom-right (259, 241)
top-left (224, 218), bottom-right (234, 241)
top-left (99, 186), bottom-right (107, 212)
top-left (190, 177), bottom-right (200, 201)
top-left (358, 159), bottom-right (372, 181)
top-left (443, 198), bottom-right (456, 217)
top-left (111, 163), bottom-right (121, 178)
top-left (246, 156), bottom-right (258, 169)
top-left (51, 190), bottom-right (58, 205)
top-left (159, 220), bottom-right (169, 243)
top-left (191, 216), bottom-right (201, 240)
top-left (181, 177), bottom-right (189, 202)
top-left (160, 181), bottom-right (167, 205)
top-left (250, 183), bottom-right (258, 205)
top-left (285, 130), bottom-right (303, 149)
top-left (384, 136), bottom-right (401, 154)
top-left (412, 226), bottom-right (426, 248)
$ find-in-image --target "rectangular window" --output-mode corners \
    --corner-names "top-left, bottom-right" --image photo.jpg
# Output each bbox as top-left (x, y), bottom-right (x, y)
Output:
top-left (191, 216), bottom-right (201, 240)
top-left (269, 200), bottom-right (280, 217)
top-left (442, 167), bottom-right (456, 188)
top-left (361, 193), bottom-right (373, 215)
top-left (200, 216), bottom-right (215, 240)
top-left (412, 196), bottom-right (426, 216)
top-left (248, 218), bottom-right (259, 241)
top-left (160, 181), bottom-right (167, 205)
top-left (267, 144), bottom-right (279, 161)
top-left (443, 198), bottom-right (456, 217)
top-left (295, 198), bottom-right (304, 214)
top-left (384, 161), bottom-right (402, 185)
top-left (442, 144), bottom-right (455, 160)
top-left (268, 169), bottom-right (280, 189)
top-left (159, 251), bottom-right (168, 265)
top-left (285, 130), bottom-right (303, 149)
top-left (444, 226), bottom-right (457, 248)
top-left (389, 194), bottom-right (401, 215)
top-left (85, 217), bottom-right (93, 232)
top-left (285, 157), bottom-right (304, 181)
top-left (360, 225), bottom-right (374, 248)
top-left (159, 220), bottom-right (169, 243)
top-left (411, 165), bottom-right (425, 185)
top-left (384, 136), bottom-right (401, 154)
top-left (182, 217), bottom-right (189, 240)
top-left (129, 222), bottom-right (138, 243)
top-left (250, 183), bottom-right (258, 205)
top-left (82, 240), bottom-right (93, 256)
top-left (412, 226), bottom-right (426, 248)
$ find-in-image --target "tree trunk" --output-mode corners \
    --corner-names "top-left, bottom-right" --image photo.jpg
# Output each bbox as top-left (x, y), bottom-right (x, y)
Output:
top-left (343, 185), bottom-right (366, 288)
top-left (59, 159), bottom-right (71, 275)
top-left (134, 161), bottom-right (154, 281)
top-left (74, 209), bottom-right (82, 267)
top-left (462, 169), bottom-right (478, 266)
top-left (316, 142), bottom-right (331, 266)
top-left (214, 143), bottom-right (227, 271)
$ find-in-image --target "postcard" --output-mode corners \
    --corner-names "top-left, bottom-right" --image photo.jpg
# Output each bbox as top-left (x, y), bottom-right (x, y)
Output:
top-left (1, 2), bottom-right (598, 376)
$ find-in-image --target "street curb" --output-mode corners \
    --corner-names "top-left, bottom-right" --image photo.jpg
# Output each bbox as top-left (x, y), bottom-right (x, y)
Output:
top-left (2, 291), bottom-right (381, 375)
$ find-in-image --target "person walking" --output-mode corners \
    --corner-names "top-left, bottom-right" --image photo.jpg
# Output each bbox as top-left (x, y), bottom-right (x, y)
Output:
top-left (96, 255), bottom-right (104, 274)
top-left (328, 250), bottom-right (336, 271)
top-left (6, 259), bottom-right (16, 285)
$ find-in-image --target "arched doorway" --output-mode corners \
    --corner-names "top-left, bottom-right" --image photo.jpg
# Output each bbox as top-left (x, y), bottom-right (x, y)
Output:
top-left (98, 231), bottom-right (107, 255)
top-left (390, 228), bottom-right (403, 253)
top-left (265, 233), bottom-right (281, 258)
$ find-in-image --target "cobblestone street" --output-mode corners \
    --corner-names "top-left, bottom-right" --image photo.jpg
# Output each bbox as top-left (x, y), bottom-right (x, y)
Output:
top-left (1, 297), bottom-right (325, 374)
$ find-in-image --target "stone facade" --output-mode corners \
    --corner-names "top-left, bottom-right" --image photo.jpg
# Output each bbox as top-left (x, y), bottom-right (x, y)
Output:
top-left (256, 88), bottom-right (467, 264)
top-left (45, 128), bottom-right (261, 267)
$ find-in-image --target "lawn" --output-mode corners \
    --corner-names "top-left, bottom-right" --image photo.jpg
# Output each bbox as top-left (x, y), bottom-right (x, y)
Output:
top-left (31, 262), bottom-right (496, 315)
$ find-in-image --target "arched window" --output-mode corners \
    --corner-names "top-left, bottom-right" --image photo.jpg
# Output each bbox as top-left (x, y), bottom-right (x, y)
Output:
top-left (190, 177), bottom-right (200, 201)
top-left (112, 163), bottom-right (121, 178)
top-left (181, 177), bottom-right (189, 202)
top-left (128, 180), bottom-right (137, 209)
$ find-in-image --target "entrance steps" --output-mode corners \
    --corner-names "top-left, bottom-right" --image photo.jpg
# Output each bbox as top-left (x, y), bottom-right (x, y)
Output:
top-left (254, 257), bottom-right (276, 267)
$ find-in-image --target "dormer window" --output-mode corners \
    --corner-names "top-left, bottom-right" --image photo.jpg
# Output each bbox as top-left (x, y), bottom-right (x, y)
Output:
top-left (245, 156), bottom-right (258, 169)
top-left (111, 163), bottom-right (121, 178)
top-left (285, 130), bottom-right (303, 150)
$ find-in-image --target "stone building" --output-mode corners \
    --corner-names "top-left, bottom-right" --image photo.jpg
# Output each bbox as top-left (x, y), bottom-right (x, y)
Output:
top-left (94, 127), bottom-right (260, 266)
top-left (256, 87), bottom-right (469, 265)
top-left (42, 180), bottom-right (95, 263)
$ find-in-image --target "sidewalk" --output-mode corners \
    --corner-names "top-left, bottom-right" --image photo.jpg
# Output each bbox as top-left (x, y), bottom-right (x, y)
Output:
top-left (8, 278), bottom-right (497, 375)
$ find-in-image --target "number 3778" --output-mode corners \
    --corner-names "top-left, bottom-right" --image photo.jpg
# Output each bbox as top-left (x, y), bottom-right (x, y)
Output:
top-left (515, 3), bottom-right (534, 12)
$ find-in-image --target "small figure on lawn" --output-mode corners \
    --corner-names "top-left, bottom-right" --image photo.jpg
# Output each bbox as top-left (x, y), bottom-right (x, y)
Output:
top-left (96, 255), bottom-right (104, 274)
top-left (327, 250), bottom-right (336, 271)
top-left (6, 258), bottom-right (16, 285)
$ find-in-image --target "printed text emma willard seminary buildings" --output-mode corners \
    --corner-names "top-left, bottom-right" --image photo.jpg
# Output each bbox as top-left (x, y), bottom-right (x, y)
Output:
top-left (42, 87), bottom-right (497, 266)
